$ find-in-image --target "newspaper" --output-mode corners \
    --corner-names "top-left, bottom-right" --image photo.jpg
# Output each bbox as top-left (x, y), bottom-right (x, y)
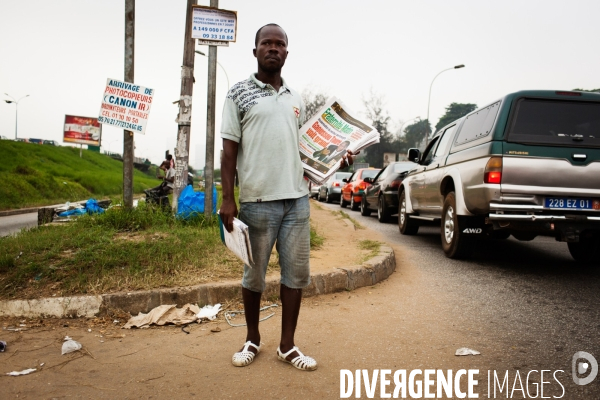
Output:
top-left (299, 97), bottom-right (380, 184)
top-left (218, 213), bottom-right (254, 267)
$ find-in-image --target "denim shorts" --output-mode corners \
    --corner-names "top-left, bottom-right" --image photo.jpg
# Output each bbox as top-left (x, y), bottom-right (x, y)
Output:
top-left (238, 195), bottom-right (310, 293)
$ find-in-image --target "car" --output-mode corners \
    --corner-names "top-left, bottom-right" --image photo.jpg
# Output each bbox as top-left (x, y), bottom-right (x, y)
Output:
top-left (15, 138), bottom-right (28, 142)
top-left (309, 182), bottom-right (321, 199)
top-left (360, 161), bottom-right (417, 222)
top-left (340, 168), bottom-right (381, 211)
top-left (0, 135), bottom-right (8, 140)
top-left (317, 172), bottom-right (352, 203)
top-left (28, 138), bottom-right (43, 144)
top-left (43, 140), bottom-right (59, 146)
top-left (398, 89), bottom-right (600, 262)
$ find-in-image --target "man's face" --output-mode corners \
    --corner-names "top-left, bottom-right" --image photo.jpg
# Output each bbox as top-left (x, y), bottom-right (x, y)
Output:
top-left (253, 26), bottom-right (288, 73)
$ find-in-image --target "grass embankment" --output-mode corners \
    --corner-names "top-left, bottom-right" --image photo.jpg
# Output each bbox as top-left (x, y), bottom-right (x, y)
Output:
top-left (0, 141), bottom-right (160, 210)
top-left (0, 199), bottom-right (326, 300)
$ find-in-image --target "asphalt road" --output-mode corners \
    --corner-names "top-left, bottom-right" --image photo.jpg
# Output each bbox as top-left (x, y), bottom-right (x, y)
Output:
top-left (319, 199), bottom-right (600, 398)
top-left (0, 212), bottom-right (37, 237)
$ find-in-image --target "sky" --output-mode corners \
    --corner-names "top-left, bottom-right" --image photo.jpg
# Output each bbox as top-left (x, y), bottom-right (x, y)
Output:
top-left (1, 0), bottom-right (599, 168)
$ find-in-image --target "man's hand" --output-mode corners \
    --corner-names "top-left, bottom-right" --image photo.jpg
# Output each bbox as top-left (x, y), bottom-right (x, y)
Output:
top-left (219, 199), bottom-right (238, 233)
top-left (340, 150), bottom-right (360, 169)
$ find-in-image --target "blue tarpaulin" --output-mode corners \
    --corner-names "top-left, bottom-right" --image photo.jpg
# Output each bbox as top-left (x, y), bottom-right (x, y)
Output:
top-left (177, 185), bottom-right (218, 219)
top-left (57, 198), bottom-right (105, 217)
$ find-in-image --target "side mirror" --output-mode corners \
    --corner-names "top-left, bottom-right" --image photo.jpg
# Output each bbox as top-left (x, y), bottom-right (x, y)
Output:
top-left (408, 148), bottom-right (421, 163)
top-left (342, 178), bottom-right (348, 183)
top-left (363, 177), bottom-right (373, 184)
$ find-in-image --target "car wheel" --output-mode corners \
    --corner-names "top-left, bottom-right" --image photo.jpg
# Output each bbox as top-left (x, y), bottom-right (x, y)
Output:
top-left (326, 191), bottom-right (332, 203)
top-left (441, 192), bottom-right (474, 259)
top-left (568, 234), bottom-right (600, 264)
top-left (340, 193), bottom-right (347, 208)
top-left (377, 195), bottom-right (391, 223)
top-left (398, 191), bottom-right (419, 235)
top-left (360, 197), bottom-right (371, 216)
top-left (350, 194), bottom-right (359, 211)
top-left (317, 190), bottom-right (322, 202)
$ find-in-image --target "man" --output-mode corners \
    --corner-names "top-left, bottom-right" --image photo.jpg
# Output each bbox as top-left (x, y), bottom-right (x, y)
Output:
top-left (313, 140), bottom-right (351, 165)
top-left (220, 23), bottom-right (356, 371)
top-left (145, 157), bottom-right (175, 198)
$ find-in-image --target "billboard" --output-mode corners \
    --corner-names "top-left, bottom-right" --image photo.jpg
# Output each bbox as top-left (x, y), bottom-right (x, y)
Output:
top-left (383, 152), bottom-right (396, 167)
top-left (63, 115), bottom-right (102, 146)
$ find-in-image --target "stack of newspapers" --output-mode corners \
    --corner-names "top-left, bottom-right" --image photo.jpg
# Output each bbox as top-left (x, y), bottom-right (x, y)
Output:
top-left (218, 213), bottom-right (254, 268)
top-left (299, 97), bottom-right (380, 185)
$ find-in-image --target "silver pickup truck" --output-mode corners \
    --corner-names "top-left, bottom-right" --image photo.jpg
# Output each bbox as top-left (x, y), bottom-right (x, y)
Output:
top-left (399, 90), bottom-right (600, 262)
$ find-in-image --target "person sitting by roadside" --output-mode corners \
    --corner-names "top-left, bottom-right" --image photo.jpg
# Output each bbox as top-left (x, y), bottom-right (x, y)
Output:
top-left (145, 160), bottom-right (175, 197)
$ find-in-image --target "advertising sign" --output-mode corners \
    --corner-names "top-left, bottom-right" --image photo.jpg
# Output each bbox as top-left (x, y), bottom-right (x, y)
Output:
top-left (63, 115), bottom-right (102, 146)
top-left (98, 78), bottom-right (154, 135)
top-left (383, 152), bottom-right (396, 167)
top-left (191, 6), bottom-right (237, 42)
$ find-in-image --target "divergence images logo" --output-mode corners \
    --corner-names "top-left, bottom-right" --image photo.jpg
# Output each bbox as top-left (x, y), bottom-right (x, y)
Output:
top-left (572, 351), bottom-right (598, 386)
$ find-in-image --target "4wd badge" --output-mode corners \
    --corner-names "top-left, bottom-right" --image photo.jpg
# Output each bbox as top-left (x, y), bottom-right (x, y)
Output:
top-left (463, 228), bottom-right (482, 234)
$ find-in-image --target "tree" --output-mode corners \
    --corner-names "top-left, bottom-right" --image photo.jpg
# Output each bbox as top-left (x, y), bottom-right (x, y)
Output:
top-left (435, 102), bottom-right (477, 132)
top-left (403, 118), bottom-right (431, 150)
top-left (301, 88), bottom-right (328, 125)
top-left (361, 90), bottom-right (404, 168)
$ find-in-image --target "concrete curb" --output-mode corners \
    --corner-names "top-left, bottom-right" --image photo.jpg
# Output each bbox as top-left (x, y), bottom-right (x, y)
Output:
top-left (0, 246), bottom-right (395, 318)
top-left (0, 207), bottom-right (39, 217)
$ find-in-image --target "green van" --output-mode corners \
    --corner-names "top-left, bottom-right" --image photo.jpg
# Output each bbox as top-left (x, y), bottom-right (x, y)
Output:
top-left (399, 90), bottom-right (600, 262)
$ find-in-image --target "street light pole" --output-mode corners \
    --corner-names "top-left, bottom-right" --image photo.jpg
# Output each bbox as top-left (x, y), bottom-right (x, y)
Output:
top-left (195, 50), bottom-right (230, 92)
top-left (426, 64), bottom-right (464, 144)
top-left (4, 93), bottom-right (29, 140)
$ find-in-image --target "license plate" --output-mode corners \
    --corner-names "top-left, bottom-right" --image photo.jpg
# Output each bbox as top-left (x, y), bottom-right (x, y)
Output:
top-left (544, 198), bottom-right (600, 210)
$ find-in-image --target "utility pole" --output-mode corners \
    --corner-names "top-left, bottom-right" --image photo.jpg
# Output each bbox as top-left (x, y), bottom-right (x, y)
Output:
top-left (123, 0), bottom-right (135, 208)
top-left (204, 0), bottom-right (218, 219)
top-left (172, 0), bottom-right (198, 212)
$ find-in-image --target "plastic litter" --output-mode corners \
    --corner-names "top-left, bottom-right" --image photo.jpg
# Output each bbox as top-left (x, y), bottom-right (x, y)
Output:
top-left (177, 184), bottom-right (218, 219)
top-left (6, 368), bottom-right (36, 376)
top-left (124, 304), bottom-right (201, 329)
top-left (197, 304), bottom-right (222, 321)
top-left (455, 348), bottom-right (481, 356)
top-left (0, 341), bottom-right (6, 352)
top-left (62, 338), bottom-right (82, 355)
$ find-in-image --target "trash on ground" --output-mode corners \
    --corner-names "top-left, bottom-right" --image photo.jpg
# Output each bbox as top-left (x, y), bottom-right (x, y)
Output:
top-left (62, 338), bottom-right (82, 355)
top-left (6, 368), bottom-right (36, 376)
top-left (124, 304), bottom-right (201, 329)
top-left (210, 326), bottom-right (221, 333)
top-left (455, 348), bottom-right (481, 356)
top-left (225, 304), bottom-right (278, 327)
top-left (0, 341), bottom-right (6, 352)
top-left (197, 304), bottom-right (222, 321)
top-left (177, 184), bottom-right (218, 219)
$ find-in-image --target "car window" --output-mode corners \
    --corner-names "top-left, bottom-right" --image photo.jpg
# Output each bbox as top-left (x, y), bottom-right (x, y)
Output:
top-left (454, 101), bottom-right (500, 146)
top-left (335, 172), bottom-right (352, 180)
top-left (421, 136), bottom-right (440, 165)
top-left (374, 166), bottom-right (388, 182)
top-left (434, 125), bottom-right (457, 158)
top-left (393, 163), bottom-right (415, 173)
top-left (361, 169), bottom-right (380, 179)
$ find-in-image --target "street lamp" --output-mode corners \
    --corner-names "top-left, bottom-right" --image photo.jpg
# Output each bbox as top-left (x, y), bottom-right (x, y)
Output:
top-left (195, 50), bottom-right (230, 89)
top-left (426, 64), bottom-right (465, 144)
top-left (4, 93), bottom-right (29, 140)
top-left (400, 117), bottom-right (421, 135)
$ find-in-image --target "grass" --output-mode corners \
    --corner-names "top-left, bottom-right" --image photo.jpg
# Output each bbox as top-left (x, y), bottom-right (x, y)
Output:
top-left (358, 240), bottom-right (382, 262)
top-left (334, 210), bottom-right (364, 229)
top-left (0, 141), bottom-right (160, 210)
top-left (0, 195), bottom-right (326, 300)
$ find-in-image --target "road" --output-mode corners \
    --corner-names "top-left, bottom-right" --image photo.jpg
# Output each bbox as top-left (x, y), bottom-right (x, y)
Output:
top-left (318, 200), bottom-right (600, 398)
top-left (0, 212), bottom-right (37, 237)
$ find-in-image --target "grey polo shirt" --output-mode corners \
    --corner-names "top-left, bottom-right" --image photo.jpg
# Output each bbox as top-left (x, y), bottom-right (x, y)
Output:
top-left (221, 74), bottom-right (308, 203)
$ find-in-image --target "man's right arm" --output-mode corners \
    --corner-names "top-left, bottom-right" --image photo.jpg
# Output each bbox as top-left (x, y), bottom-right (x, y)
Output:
top-left (220, 139), bottom-right (239, 232)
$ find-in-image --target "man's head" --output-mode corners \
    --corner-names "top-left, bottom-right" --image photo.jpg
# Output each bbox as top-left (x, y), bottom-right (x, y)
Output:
top-left (337, 141), bottom-right (350, 152)
top-left (253, 24), bottom-right (288, 74)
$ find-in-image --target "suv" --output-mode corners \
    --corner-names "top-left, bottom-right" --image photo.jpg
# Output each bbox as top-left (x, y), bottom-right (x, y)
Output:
top-left (399, 90), bottom-right (600, 262)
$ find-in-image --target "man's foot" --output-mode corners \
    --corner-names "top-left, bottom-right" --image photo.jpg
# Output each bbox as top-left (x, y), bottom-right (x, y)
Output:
top-left (277, 346), bottom-right (317, 371)
top-left (232, 341), bottom-right (261, 367)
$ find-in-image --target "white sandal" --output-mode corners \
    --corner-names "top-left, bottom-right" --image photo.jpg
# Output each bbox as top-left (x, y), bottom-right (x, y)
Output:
top-left (277, 346), bottom-right (318, 371)
top-left (232, 341), bottom-right (261, 367)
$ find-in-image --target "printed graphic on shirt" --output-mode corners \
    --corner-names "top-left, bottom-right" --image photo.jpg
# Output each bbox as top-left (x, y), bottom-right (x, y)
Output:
top-left (227, 79), bottom-right (274, 115)
top-left (293, 106), bottom-right (300, 118)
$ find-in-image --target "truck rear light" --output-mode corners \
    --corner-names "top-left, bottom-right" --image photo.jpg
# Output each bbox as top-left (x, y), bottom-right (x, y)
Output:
top-left (390, 180), bottom-right (401, 189)
top-left (484, 157), bottom-right (502, 184)
top-left (555, 91), bottom-right (582, 96)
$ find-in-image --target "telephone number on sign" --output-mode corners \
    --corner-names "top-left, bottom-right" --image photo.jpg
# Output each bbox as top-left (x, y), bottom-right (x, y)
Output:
top-left (202, 34), bottom-right (233, 40)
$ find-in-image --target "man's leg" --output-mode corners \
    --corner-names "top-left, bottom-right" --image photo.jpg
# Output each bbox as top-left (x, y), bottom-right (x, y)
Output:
top-left (279, 284), bottom-right (302, 357)
top-left (277, 195), bottom-right (311, 361)
top-left (241, 287), bottom-right (262, 352)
